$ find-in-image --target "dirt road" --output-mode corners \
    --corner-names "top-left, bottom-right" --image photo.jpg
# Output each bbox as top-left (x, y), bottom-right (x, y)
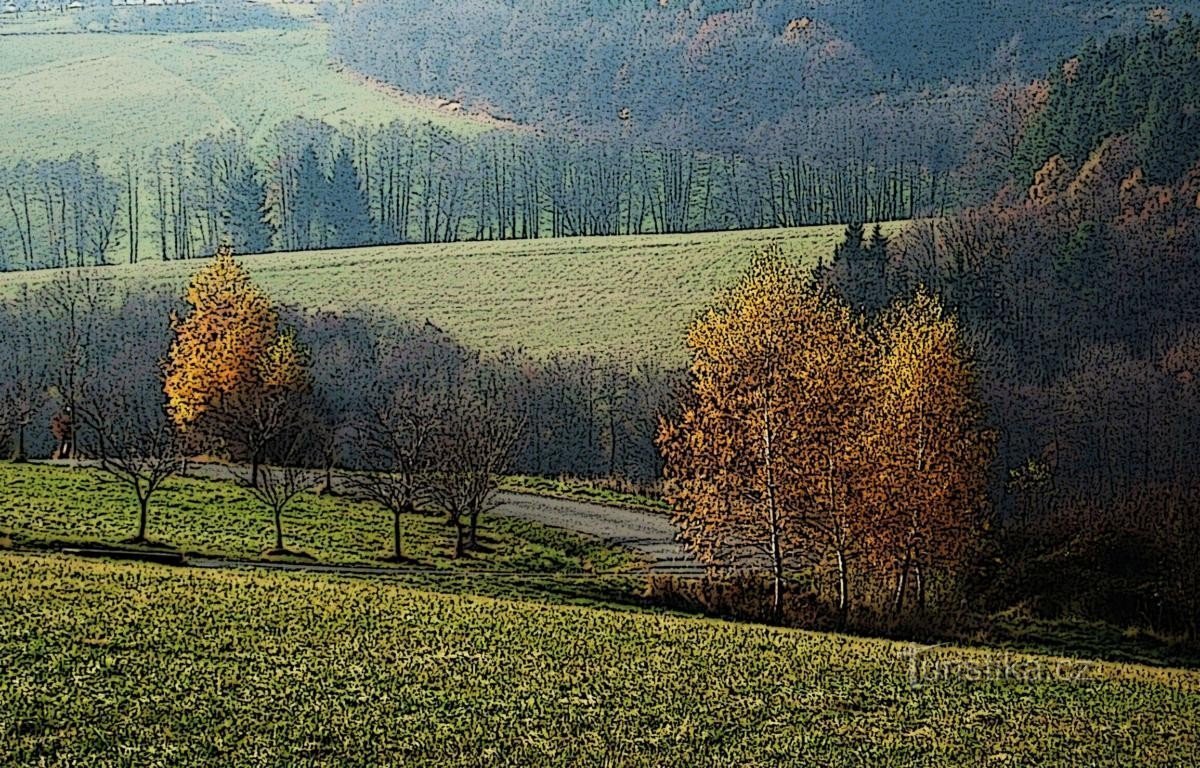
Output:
top-left (490, 492), bottom-right (697, 572)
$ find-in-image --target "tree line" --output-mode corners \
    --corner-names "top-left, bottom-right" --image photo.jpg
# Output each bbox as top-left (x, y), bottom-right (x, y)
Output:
top-left (0, 119), bottom-right (952, 272)
top-left (0, 252), bottom-right (682, 560)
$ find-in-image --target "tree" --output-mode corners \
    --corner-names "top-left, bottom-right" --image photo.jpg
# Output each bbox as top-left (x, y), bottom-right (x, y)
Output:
top-left (0, 291), bottom-right (48, 462)
top-left (164, 247), bottom-right (310, 486)
top-left (80, 392), bottom-right (183, 544)
top-left (427, 387), bottom-right (518, 558)
top-left (240, 442), bottom-right (318, 555)
top-left (667, 249), bottom-right (844, 619)
top-left (346, 388), bottom-right (437, 561)
top-left (325, 149), bottom-right (374, 248)
top-left (864, 291), bottom-right (994, 614)
top-left (43, 272), bottom-right (101, 461)
top-left (225, 159), bottom-right (271, 255)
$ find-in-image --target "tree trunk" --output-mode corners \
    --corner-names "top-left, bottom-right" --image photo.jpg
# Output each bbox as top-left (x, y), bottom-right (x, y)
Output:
top-left (761, 383), bottom-right (784, 623)
top-left (392, 510), bottom-right (402, 560)
top-left (836, 548), bottom-right (849, 621)
top-left (274, 508), bottom-right (283, 552)
top-left (136, 495), bottom-right (149, 542)
top-left (468, 510), bottom-right (480, 550)
top-left (14, 423), bottom-right (26, 463)
top-left (893, 552), bottom-right (911, 616)
top-left (452, 518), bottom-right (466, 559)
top-left (915, 562), bottom-right (926, 614)
top-left (770, 536), bottom-right (784, 624)
top-left (250, 452), bottom-right (261, 489)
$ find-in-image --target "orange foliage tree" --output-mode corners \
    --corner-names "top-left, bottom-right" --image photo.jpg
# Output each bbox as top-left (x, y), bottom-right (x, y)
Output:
top-left (164, 247), bottom-right (311, 486)
top-left (661, 248), bottom-right (993, 622)
top-left (658, 246), bottom-right (874, 620)
top-left (862, 291), bottom-right (995, 615)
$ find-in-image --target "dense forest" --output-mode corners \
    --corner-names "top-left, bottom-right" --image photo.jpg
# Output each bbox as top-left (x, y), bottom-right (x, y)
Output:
top-left (330, 0), bottom-right (1197, 149)
top-left (811, 20), bottom-right (1200, 638)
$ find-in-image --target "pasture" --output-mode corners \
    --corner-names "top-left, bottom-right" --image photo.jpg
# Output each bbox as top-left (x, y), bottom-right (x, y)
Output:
top-left (0, 224), bottom-right (903, 362)
top-left (1, 551), bottom-right (1197, 766)
top-left (0, 26), bottom-right (477, 163)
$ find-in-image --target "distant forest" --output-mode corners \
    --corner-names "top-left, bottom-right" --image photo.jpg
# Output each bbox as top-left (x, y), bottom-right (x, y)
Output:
top-left (0, 120), bottom-right (953, 270)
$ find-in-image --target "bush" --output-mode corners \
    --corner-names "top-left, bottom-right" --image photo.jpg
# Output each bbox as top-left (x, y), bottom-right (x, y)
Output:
top-left (645, 573), bottom-right (836, 629)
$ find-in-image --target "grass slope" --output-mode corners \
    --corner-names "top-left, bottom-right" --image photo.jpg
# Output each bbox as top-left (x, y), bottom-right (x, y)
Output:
top-left (0, 463), bottom-right (635, 578)
top-left (0, 27), bottom-right (476, 163)
top-left (1, 551), bottom-right (1198, 766)
top-left (0, 224), bottom-right (897, 362)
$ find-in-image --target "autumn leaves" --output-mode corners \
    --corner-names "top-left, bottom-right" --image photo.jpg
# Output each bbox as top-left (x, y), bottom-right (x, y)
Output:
top-left (659, 246), bottom-right (993, 622)
top-left (164, 246), bottom-right (312, 487)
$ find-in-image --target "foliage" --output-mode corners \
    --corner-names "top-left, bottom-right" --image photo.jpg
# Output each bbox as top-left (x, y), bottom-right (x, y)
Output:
top-left (1015, 18), bottom-right (1200, 184)
top-left (164, 248), bottom-right (279, 429)
top-left (165, 250), bottom-right (311, 483)
top-left (661, 249), bottom-right (992, 621)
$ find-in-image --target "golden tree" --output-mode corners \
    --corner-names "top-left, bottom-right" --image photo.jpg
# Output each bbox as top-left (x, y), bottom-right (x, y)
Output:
top-left (658, 246), bottom-right (874, 620)
top-left (164, 248), bottom-right (310, 486)
top-left (863, 291), bottom-right (994, 615)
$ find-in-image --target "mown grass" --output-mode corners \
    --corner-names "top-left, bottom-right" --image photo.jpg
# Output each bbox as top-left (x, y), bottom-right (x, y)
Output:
top-left (0, 224), bottom-right (900, 362)
top-left (1, 551), bottom-right (1197, 767)
top-left (0, 462), bottom-right (635, 575)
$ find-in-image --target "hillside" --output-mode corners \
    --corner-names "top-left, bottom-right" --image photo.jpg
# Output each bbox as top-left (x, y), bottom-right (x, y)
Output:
top-left (2, 551), bottom-right (1197, 766)
top-left (0, 224), bottom-right (898, 362)
top-left (0, 26), bottom-right (480, 163)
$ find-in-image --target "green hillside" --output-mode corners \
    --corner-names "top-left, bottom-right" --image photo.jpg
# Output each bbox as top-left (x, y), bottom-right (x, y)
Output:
top-left (0, 26), bottom-right (477, 163)
top-left (2, 551), bottom-right (1197, 766)
top-left (0, 224), bottom-right (900, 362)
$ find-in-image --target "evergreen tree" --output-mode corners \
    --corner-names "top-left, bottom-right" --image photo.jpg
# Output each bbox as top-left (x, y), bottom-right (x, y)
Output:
top-left (294, 146), bottom-right (327, 250)
top-left (325, 150), bottom-right (374, 249)
top-left (225, 161), bottom-right (271, 255)
top-left (833, 222), bottom-right (866, 266)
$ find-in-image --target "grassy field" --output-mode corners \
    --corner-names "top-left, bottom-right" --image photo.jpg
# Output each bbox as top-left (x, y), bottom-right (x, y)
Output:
top-left (0, 462), bottom-right (634, 577)
top-left (0, 26), bottom-right (476, 164)
top-left (1, 551), bottom-right (1197, 767)
top-left (0, 224), bottom-right (896, 362)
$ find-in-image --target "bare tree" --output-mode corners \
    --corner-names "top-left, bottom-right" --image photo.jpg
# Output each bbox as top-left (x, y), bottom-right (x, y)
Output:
top-left (238, 435), bottom-right (319, 556)
top-left (345, 389), bottom-right (436, 561)
top-left (0, 289), bottom-right (48, 462)
top-left (427, 388), bottom-right (519, 558)
top-left (79, 394), bottom-right (183, 545)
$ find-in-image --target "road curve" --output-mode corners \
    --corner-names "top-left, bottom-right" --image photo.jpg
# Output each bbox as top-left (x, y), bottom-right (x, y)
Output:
top-left (38, 460), bottom-right (698, 573)
top-left (491, 492), bottom-right (696, 571)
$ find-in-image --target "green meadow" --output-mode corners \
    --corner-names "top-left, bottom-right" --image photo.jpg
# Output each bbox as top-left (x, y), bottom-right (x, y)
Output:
top-left (1, 550), bottom-right (1197, 767)
top-left (0, 463), bottom-right (634, 578)
top-left (0, 224), bottom-right (902, 362)
top-left (0, 26), bottom-right (477, 163)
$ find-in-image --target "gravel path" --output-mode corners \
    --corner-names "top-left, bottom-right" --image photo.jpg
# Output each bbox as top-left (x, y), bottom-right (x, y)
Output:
top-left (491, 492), bottom-right (697, 572)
